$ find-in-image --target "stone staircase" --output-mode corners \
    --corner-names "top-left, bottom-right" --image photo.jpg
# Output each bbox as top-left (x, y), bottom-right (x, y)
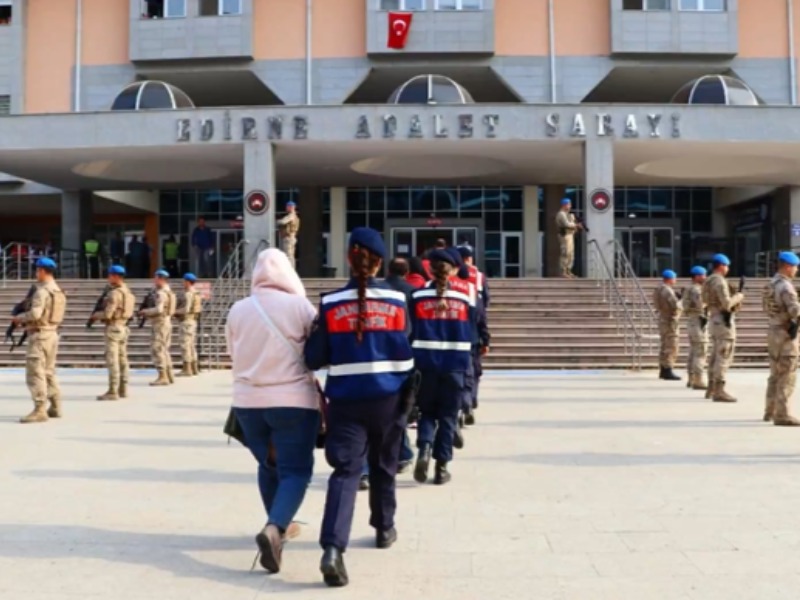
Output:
top-left (0, 277), bottom-right (771, 370)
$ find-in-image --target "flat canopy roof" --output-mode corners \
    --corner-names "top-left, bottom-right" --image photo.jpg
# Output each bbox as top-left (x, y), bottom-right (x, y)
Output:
top-left (0, 104), bottom-right (799, 189)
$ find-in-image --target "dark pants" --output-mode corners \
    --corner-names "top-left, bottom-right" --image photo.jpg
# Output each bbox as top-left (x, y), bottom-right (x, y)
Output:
top-left (320, 394), bottom-right (406, 551)
top-left (471, 349), bottom-right (483, 409)
top-left (165, 259), bottom-right (179, 277)
top-left (362, 431), bottom-right (414, 476)
top-left (461, 361), bottom-right (475, 413)
top-left (234, 407), bottom-right (320, 531)
top-left (416, 371), bottom-right (464, 463)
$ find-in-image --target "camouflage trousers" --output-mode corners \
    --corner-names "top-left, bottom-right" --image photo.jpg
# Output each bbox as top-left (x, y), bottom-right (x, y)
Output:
top-left (765, 326), bottom-right (799, 420)
top-left (658, 319), bottom-right (679, 368)
top-left (150, 319), bottom-right (173, 371)
top-left (180, 319), bottom-right (198, 364)
top-left (25, 330), bottom-right (60, 405)
top-left (707, 316), bottom-right (736, 385)
top-left (559, 235), bottom-right (574, 277)
top-left (686, 317), bottom-right (708, 378)
top-left (282, 235), bottom-right (297, 269)
top-left (105, 323), bottom-right (130, 390)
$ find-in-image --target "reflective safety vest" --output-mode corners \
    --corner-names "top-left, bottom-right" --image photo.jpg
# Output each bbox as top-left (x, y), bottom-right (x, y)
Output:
top-left (410, 280), bottom-right (476, 373)
top-left (320, 283), bottom-right (414, 402)
top-left (164, 241), bottom-right (179, 260)
top-left (84, 239), bottom-right (99, 257)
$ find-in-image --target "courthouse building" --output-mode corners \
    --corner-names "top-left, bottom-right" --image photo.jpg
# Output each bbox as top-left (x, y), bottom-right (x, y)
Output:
top-left (1, 0), bottom-right (800, 277)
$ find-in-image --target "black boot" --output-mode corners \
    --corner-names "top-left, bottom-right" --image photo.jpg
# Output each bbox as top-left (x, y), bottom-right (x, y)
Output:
top-left (376, 527), bottom-right (398, 549)
top-left (464, 407), bottom-right (476, 426)
top-left (434, 461), bottom-right (451, 485)
top-left (453, 414), bottom-right (465, 449)
top-left (414, 444), bottom-right (432, 483)
top-left (658, 367), bottom-right (666, 380)
top-left (662, 368), bottom-right (681, 381)
top-left (320, 546), bottom-right (348, 587)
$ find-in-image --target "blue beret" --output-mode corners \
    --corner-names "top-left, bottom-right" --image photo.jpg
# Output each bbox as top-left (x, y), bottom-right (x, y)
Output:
top-left (349, 227), bottom-right (386, 259)
top-left (662, 269), bottom-right (677, 280)
top-left (155, 269), bottom-right (170, 278)
top-left (36, 257), bottom-right (57, 270)
top-left (561, 198), bottom-right (571, 206)
top-left (428, 249), bottom-right (457, 267)
top-left (690, 266), bottom-right (707, 277)
top-left (712, 253), bottom-right (731, 266)
top-left (183, 272), bottom-right (197, 282)
top-left (109, 265), bottom-right (126, 276)
top-left (286, 200), bottom-right (296, 208)
top-left (446, 247), bottom-right (464, 267)
top-left (456, 245), bottom-right (474, 259)
top-left (778, 251), bottom-right (800, 267)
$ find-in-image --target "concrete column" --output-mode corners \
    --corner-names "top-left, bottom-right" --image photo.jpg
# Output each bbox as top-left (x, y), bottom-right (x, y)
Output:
top-left (243, 141), bottom-right (275, 272)
top-left (329, 187), bottom-right (347, 278)
top-left (522, 185), bottom-right (541, 277)
top-left (583, 139), bottom-right (615, 270)
top-left (543, 185), bottom-right (565, 277)
top-left (61, 190), bottom-right (93, 251)
top-left (788, 186), bottom-right (800, 249)
top-left (296, 186), bottom-right (322, 278)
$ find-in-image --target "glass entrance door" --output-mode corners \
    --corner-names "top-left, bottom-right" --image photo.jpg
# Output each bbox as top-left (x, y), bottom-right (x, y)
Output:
top-left (215, 229), bottom-right (243, 277)
top-left (389, 227), bottom-right (479, 261)
top-left (501, 232), bottom-right (522, 278)
top-left (616, 227), bottom-right (675, 277)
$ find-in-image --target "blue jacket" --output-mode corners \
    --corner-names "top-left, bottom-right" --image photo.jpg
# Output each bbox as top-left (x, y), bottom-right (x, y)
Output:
top-left (304, 279), bottom-right (413, 402)
top-left (409, 280), bottom-right (477, 373)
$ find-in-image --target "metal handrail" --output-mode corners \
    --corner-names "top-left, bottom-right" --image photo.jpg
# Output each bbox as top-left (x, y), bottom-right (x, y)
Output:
top-left (755, 247), bottom-right (800, 277)
top-left (587, 239), bottom-right (647, 369)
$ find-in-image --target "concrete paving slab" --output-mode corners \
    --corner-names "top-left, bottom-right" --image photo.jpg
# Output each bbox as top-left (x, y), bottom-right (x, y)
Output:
top-left (0, 368), bottom-right (799, 599)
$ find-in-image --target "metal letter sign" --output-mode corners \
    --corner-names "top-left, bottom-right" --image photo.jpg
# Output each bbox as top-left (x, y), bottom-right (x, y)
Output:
top-left (245, 190), bottom-right (270, 216)
top-left (792, 223), bottom-right (800, 238)
top-left (589, 188), bottom-right (612, 213)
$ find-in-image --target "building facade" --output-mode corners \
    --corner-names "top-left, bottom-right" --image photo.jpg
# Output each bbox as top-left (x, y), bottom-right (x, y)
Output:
top-left (0, 0), bottom-right (800, 277)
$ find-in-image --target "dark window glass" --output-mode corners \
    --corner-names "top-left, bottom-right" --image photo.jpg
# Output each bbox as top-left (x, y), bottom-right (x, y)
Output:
top-left (322, 188), bottom-right (331, 212)
top-left (482, 187), bottom-right (504, 211)
top-left (650, 188), bottom-right (673, 218)
top-left (627, 188), bottom-right (649, 214)
top-left (347, 189), bottom-right (367, 211)
top-left (690, 79), bottom-right (726, 104)
top-left (485, 259), bottom-right (501, 278)
top-left (693, 211), bottom-right (712, 232)
top-left (460, 188), bottom-right (484, 218)
top-left (393, 80), bottom-right (429, 104)
top-left (369, 213), bottom-right (385, 232)
top-left (506, 188), bottom-right (523, 211)
top-left (180, 190), bottom-right (198, 213)
top-left (159, 215), bottom-right (179, 235)
top-left (502, 211), bottom-right (523, 231)
top-left (139, 82), bottom-right (173, 109)
top-left (160, 191), bottom-right (179, 213)
top-left (172, 89), bottom-right (194, 108)
top-left (386, 188), bottom-right (410, 213)
top-left (614, 189), bottom-right (626, 216)
top-left (435, 188), bottom-right (458, 216)
top-left (678, 212), bottom-right (691, 232)
top-left (671, 83), bottom-right (692, 104)
top-left (322, 213), bottom-right (331, 233)
top-left (367, 189), bottom-right (386, 212)
top-left (485, 211), bottom-right (502, 231)
top-left (693, 188), bottom-right (712, 211)
top-left (111, 86), bottom-right (139, 111)
top-left (411, 187), bottom-right (435, 215)
top-left (346, 213), bottom-right (367, 230)
top-left (674, 188), bottom-right (691, 211)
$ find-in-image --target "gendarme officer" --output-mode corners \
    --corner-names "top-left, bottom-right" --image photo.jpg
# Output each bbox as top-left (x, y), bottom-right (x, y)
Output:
top-left (653, 269), bottom-right (682, 381)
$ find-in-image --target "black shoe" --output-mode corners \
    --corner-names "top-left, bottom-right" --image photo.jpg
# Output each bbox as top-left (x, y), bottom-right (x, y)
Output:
top-left (358, 475), bottom-right (369, 491)
top-left (662, 368), bottom-right (681, 381)
top-left (453, 414), bottom-right (465, 449)
top-left (464, 409), bottom-right (476, 426)
top-left (376, 527), bottom-right (398, 549)
top-left (414, 444), bottom-right (432, 483)
top-left (255, 525), bottom-right (283, 574)
top-left (434, 461), bottom-right (452, 485)
top-left (398, 460), bottom-right (412, 474)
top-left (320, 546), bottom-right (348, 587)
top-left (658, 367), bottom-right (666, 380)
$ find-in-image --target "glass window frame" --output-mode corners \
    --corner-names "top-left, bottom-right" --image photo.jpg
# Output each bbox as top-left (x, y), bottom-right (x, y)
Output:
top-left (379, 0), bottom-right (426, 11)
top-left (435, 0), bottom-right (482, 10)
top-left (219, 0), bottom-right (242, 15)
top-left (679, 0), bottom-right (725, 11)
top-left (165, 0), bottom-right (186, 18)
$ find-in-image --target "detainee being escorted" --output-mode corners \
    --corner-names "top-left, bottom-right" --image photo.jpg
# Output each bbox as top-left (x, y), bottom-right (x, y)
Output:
top-left (16, 258), bottom-right (66, 423)
top-left (555, 198), bottom-right (583, 278)
top-left (762, 251), bottom-right (800, 426)
top-left (653, 269), bottom-right (683, 381)
top-left (702, 254), bottom-right (745, 403)
top-left (305, 227), bottom-right (414, 588)
top-left (93, 265), bottom-right (136, 401)
top-left (682, 266), bottom-right (709, 390)
top-left (139, 269), bottom-right (177, 386)
top-left (175, 273), bottom-right (202, 377)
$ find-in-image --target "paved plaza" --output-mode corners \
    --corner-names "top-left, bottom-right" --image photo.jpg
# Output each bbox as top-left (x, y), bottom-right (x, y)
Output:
top-left (2, 368), bottom-right (800, 599)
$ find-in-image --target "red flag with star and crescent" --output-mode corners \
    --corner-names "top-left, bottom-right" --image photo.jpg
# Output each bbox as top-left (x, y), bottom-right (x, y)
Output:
top-left (387, 11), bottom-right (413, 49)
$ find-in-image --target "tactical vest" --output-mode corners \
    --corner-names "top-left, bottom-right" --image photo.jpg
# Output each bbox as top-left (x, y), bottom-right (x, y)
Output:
top-left (411, 280), bottom-right (476, 373)
top-left (47, 286), bottom-right (66, 326)
top-left (191, 290), bottom-right (203, 315)
top-left (165, 288), bottom-right (176, 317)
top-left (466, 265), bottom-right (484, 294)
top-left (121, 286), bottom-right (136, 320)
top-left (762, 278), bottom-right (783, 321)
top-left (320, 284), bottom-right (413, 402)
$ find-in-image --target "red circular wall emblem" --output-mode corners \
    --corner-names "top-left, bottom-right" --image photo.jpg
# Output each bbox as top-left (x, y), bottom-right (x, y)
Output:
top-left (245, 190), bottom-right (270, 216)
top-left (589, 188), bottom-right (612, 213)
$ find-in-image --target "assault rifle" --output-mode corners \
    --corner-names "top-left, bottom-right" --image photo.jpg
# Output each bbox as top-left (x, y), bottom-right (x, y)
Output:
top-left (575, 216), bottom-right (590, 234)
top-left (137, 289), bottom-right (156, 329)
top-left (789, 320), bottom-right (799, 341)
top-left (86, 285), bottom-right (111, 329)
top-left (5, 285), bottom-right (37, 351)
top-left (722, 276), bottom-right (746, 328)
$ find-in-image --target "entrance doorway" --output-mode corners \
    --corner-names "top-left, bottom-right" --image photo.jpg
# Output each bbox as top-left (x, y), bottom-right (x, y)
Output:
top-left (216, 229), bottom-right (243, 275)
top-left (615, 226), bottom-right (678, 278)
top-left (390, 227), bottom-right (479, 259)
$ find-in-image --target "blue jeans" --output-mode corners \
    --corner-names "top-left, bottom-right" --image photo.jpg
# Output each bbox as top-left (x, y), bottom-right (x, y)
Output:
top-left (234, 407), bottom-right (320, 531)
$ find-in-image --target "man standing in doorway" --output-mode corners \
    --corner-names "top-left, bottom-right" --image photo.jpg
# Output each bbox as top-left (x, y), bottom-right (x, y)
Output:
top-left (555, 198), bottom-right (584, 278)
top-left (702, 254), bottom-right (745, 403)
top-left (110, 232), bottom-right (125, 267)
top-left (84, 234), bottom-right (101, 279)
top-left (653, 269), bottom-right (683, 381)
top-left (683, 266), bottom-right (709, 390)
top-left (277, 201), bottom-right (301, 269)
top-left (192, 217), bottom-right (214, 278)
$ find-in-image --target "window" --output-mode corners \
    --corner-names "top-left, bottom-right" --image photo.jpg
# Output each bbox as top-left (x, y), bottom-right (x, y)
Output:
top-left (142, 0), bottom-right (186, 19)
top-left (679, 0), bottom-right (725, 10)
top-left (380, 0), bottom-right (425, 10)
top-left (0, 95), bottom-right (9, 115)
top-left (436, 0), bottom-right (482, 9)
top-left (0, 0), bottom-right (11, 25)
top-left (623, 0), bottom-right (670, 10)
top-left (199, 0), bottom-right (242, 16)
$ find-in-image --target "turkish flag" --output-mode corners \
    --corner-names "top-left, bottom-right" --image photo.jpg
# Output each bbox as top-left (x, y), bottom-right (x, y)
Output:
top-left (387, 11), bottom-right (413, 49)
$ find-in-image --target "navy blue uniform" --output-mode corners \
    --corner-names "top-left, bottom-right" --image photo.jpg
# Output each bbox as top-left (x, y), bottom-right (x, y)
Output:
top-left (410, 278), bottom-right (477, 463)
top-left (305, 279), bottom-right (413, 551)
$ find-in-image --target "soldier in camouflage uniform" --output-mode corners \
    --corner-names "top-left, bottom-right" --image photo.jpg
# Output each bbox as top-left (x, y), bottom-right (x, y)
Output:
top-left (139, 269), bottom-right (176, 386)
top-left (653, 269), bottom-right (682, 381)
top-left (277, 200), bottom-right (301, 269)
top-left (702, 253), bottom-right (744, 403)
top-left (91, 265), bottom-right (136, 401)
top-left (174, 272), bottom-right (202, 377)
top-left (15, 258), bottom-right (66, 423)
top-left (555, 198), bottom-right (583, 278)
top-left (683, 266), bottom-right (708, 390)
top-left (762, 251), bottom-right (800, 426)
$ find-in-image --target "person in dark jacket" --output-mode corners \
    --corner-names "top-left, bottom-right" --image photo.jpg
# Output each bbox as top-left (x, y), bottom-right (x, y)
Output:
top-left (406, 257), bottom-right (429, 289)
top-left (305, 227), bottom-right (413, 588)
